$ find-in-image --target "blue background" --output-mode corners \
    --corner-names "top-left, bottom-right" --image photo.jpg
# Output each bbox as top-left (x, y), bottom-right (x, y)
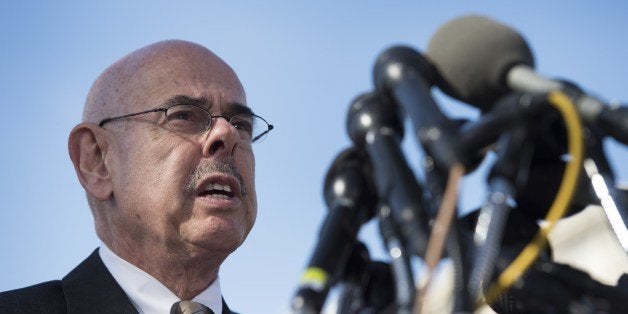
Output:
top-left (1, 1), bottom-right (627, 313)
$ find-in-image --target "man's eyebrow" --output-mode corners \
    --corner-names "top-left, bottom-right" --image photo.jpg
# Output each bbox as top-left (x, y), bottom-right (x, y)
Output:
top-left (162, 95), bottom-right (209, 108)
top-left (223, 102), bottom-right (254, 116)
top-left (162, 96), bottom-right (252, 115)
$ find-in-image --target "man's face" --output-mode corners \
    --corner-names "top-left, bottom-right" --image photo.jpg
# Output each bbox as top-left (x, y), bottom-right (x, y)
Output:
top-left (104, 50), bottom-right (256, 258)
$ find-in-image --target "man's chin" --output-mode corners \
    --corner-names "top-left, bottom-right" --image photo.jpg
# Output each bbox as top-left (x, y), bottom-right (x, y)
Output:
top-left (187, 230), bottom-right (245, 253)
top-left (179, 214), bottom-right (248, 250)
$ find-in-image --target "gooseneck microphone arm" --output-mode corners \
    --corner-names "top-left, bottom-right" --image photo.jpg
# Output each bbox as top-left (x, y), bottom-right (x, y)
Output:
top-left (468, 124), bottom-right (531, 303)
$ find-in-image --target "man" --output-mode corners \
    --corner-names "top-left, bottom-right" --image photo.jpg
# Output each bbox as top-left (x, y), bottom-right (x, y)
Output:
top-left (0, 40), bottom-right (273, 313)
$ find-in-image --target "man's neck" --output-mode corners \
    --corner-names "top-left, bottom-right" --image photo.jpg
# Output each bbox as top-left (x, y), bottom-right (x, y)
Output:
top-left (99, 243), bottom-right (224, 313)
top-left (102, 238), bottom-right (224, 300)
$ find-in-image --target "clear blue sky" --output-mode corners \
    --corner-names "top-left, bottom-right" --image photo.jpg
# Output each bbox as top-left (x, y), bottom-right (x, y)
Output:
top-left (1, 1), bottom-right (627, 313)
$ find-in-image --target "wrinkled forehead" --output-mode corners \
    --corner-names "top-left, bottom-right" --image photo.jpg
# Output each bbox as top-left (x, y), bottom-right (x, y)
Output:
top-left (131, 44), bottom-right (246, 110)
top-left (85, 41), bottom-right (247, 122)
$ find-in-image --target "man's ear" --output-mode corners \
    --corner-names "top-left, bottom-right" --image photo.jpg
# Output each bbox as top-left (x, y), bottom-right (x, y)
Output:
top-left (68, 123), bottom-right (113, 201)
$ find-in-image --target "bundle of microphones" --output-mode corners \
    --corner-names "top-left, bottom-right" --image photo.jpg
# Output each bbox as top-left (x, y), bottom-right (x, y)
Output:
top-left (290, 15), bottom-right (628, 314)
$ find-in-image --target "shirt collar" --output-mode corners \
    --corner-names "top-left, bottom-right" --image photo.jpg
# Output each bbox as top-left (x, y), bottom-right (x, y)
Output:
top-left (99, 243), bottom-right (223, 314)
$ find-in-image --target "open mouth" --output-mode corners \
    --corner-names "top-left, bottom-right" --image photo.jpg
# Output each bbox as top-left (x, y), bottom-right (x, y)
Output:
top-left (198, 182), bottom-right (236, 199)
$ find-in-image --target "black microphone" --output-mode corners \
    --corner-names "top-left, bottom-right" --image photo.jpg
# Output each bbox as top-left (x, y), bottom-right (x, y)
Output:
top-left (373, 45), bottom-right (465, 172)
top-left (347, 91), bottom-right (431, 256)
top-left (426, 15), bottom-right (628, 145)
top-left (291, 147), bottom-right (376, 314)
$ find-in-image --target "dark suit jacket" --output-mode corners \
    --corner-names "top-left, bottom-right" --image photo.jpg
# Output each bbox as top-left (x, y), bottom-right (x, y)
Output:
top-left (0, 249), bottom-right (237, 314)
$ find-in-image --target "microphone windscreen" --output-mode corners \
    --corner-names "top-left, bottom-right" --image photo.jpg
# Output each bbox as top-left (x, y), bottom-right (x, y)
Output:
top-left (427, 15), bottom-right (535, 110)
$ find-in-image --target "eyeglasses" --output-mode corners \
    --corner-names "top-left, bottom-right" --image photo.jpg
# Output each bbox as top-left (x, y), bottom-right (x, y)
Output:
top-left (98, 104), bottom-right (274, 143)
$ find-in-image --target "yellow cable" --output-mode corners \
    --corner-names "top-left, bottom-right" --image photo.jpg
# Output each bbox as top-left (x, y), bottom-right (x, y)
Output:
top-left (480, 91), bottom-right (584, 308)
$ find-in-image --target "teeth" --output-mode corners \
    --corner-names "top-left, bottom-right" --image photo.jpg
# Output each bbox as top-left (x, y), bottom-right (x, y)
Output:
top-left (205, 182), bottom-right (233, 193)
top-left (212, 194), bottom-right (229, 199)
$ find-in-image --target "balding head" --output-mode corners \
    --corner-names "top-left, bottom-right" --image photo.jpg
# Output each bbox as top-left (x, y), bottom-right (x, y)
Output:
top-left (83, 40), bottom-right (245, 124)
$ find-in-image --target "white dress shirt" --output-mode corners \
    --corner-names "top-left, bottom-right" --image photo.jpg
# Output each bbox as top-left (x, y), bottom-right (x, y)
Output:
top-left (99, 243), bottom-right (223, 314)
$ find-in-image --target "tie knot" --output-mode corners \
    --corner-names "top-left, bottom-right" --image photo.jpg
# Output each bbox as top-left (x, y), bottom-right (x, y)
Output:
top-left (170, 300), bottom-right (215, 314)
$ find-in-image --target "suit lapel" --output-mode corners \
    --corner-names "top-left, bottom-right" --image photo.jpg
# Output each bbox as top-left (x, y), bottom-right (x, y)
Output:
top-left (61, 249), bottom-right (137, 314)
top-left (222, 298), bottom-right (233, 314)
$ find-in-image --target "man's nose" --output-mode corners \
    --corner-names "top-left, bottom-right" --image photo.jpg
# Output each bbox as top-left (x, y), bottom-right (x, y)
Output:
top-left (201, 117), bottom-right (239, 158)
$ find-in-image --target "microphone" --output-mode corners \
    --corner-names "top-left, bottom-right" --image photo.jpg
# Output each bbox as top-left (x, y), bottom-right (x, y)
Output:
top-left (373, 45), bottom-right (465, 171)
top-left (291, 147), bottom-right (376, 314)
top-left (427, 15), bottom-right (628, 250)
top-left (347, 91), bottom-right (431, 256)
top-left (426, 15), bottom-right (628, 145)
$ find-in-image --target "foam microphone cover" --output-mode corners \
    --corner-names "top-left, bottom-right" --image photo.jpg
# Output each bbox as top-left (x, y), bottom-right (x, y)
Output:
top-left (427, 15), bottom-right (535, 110)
